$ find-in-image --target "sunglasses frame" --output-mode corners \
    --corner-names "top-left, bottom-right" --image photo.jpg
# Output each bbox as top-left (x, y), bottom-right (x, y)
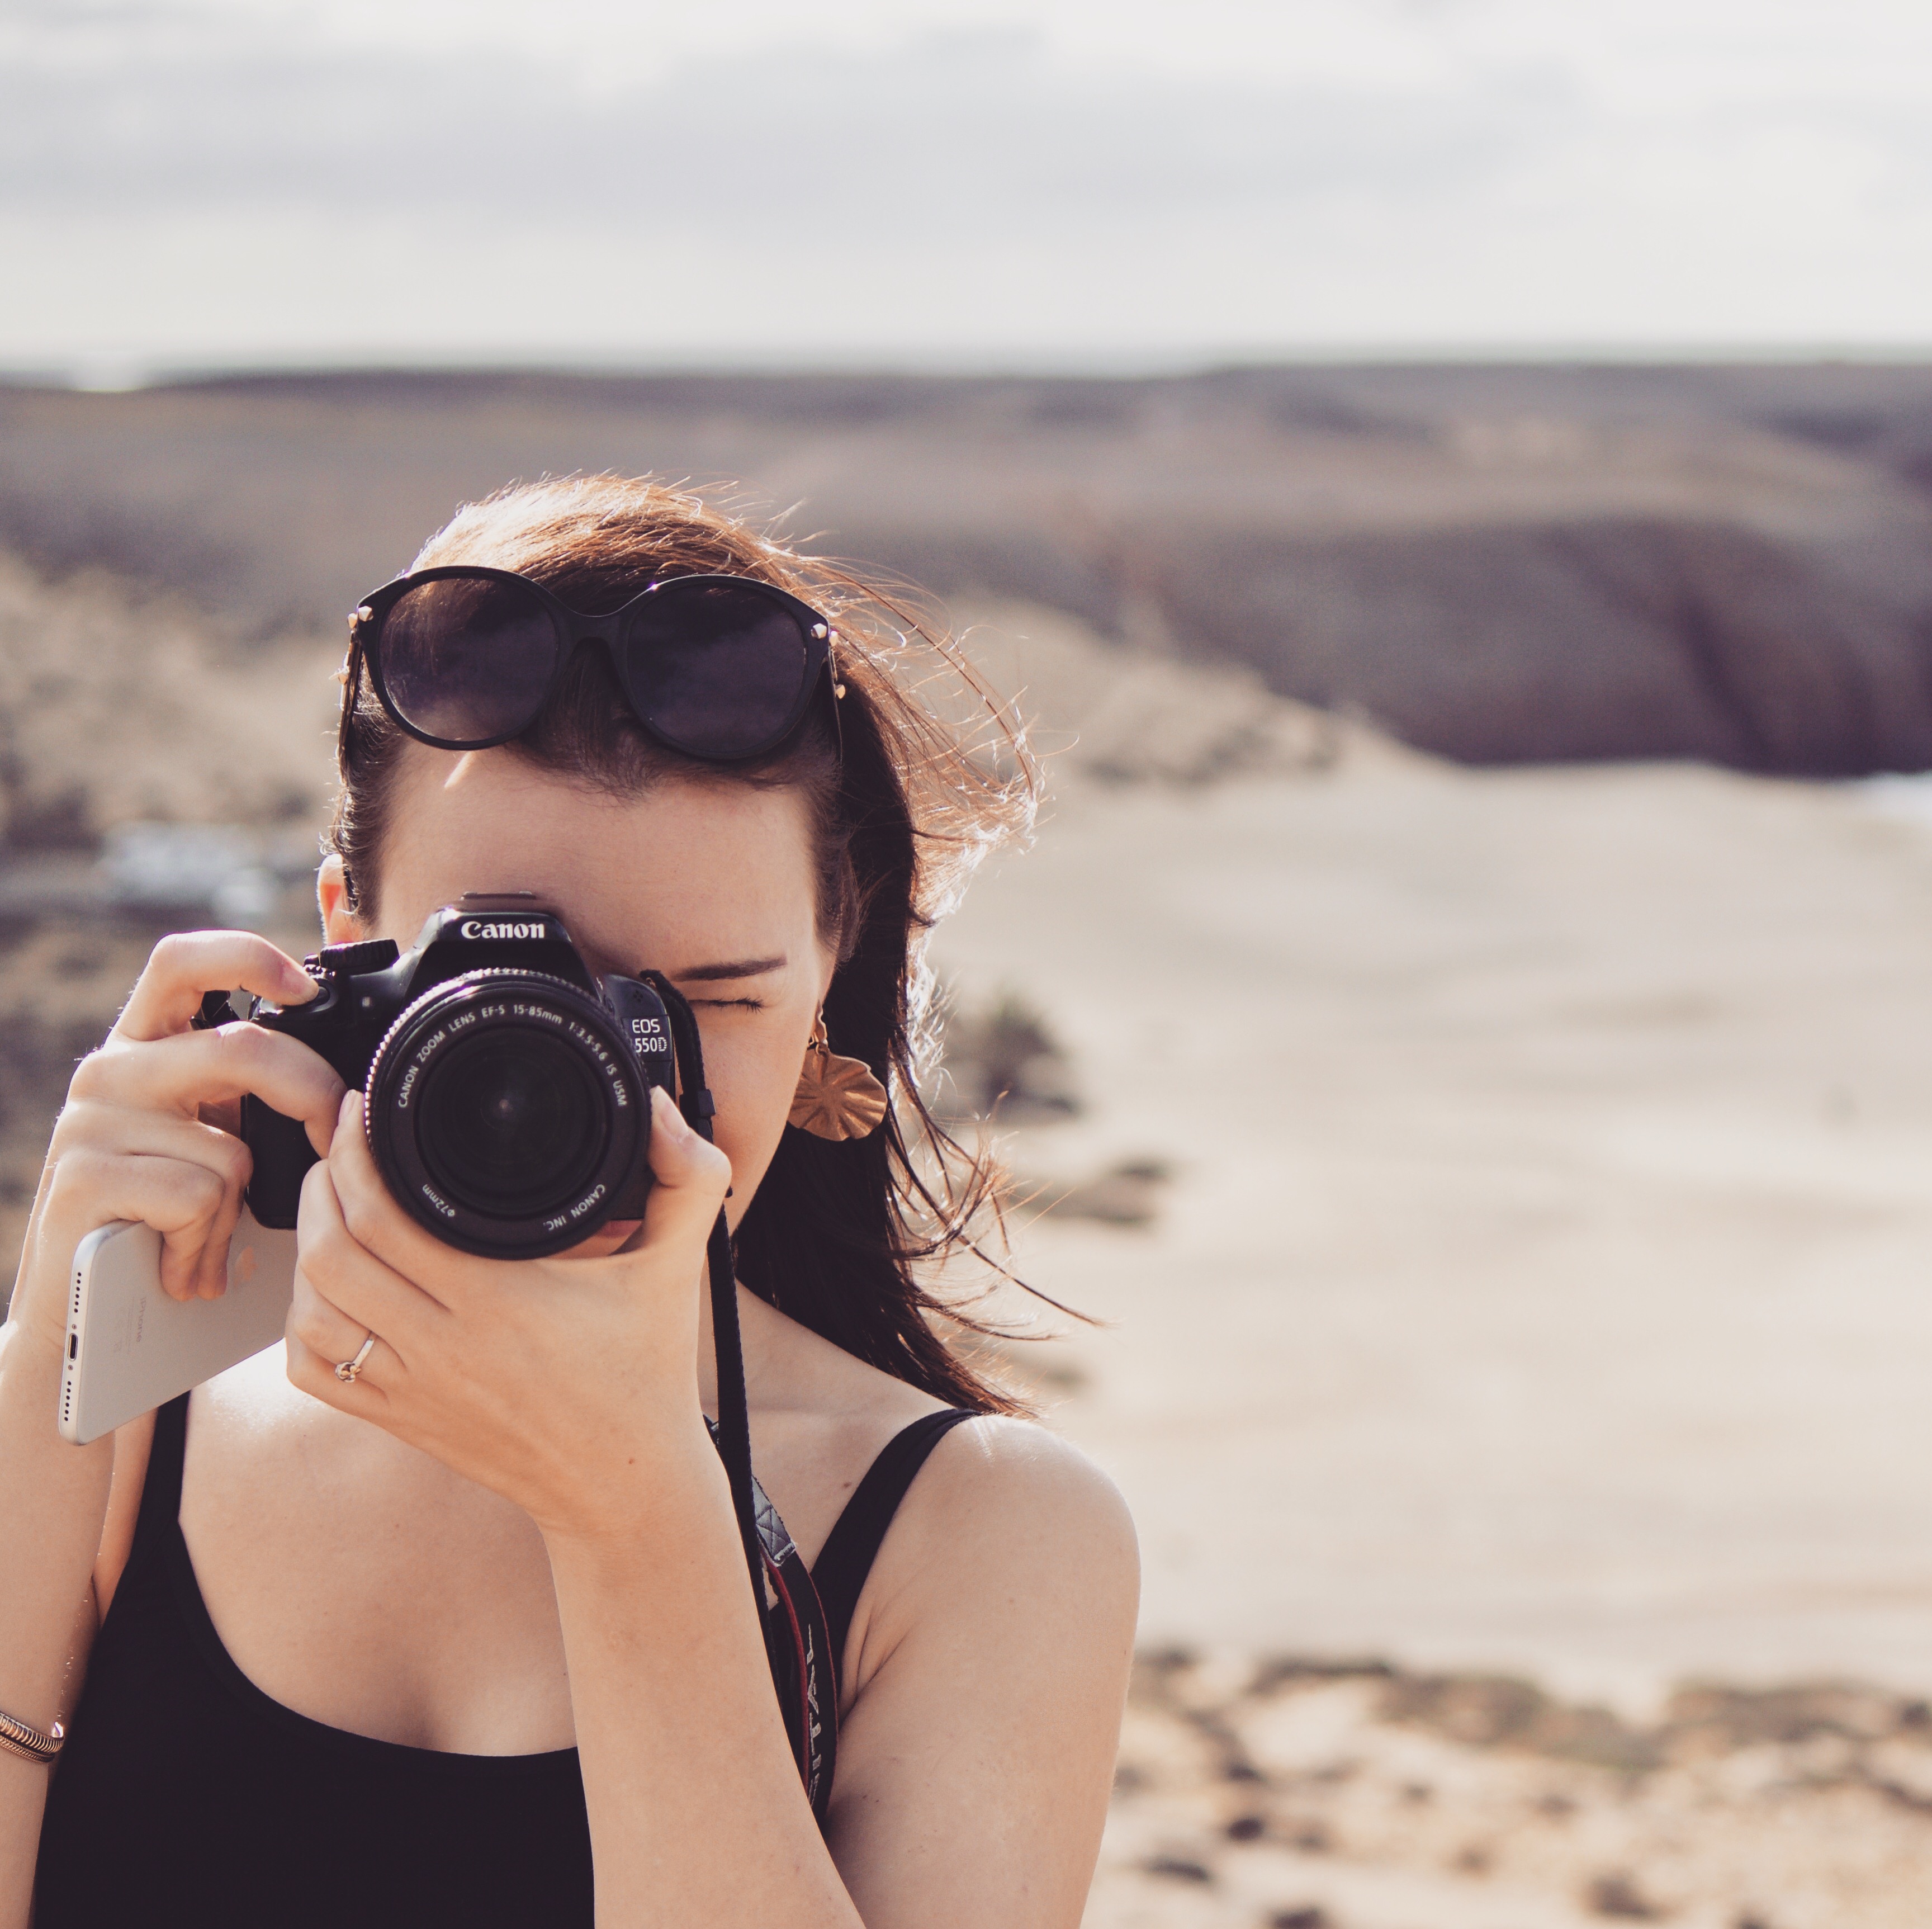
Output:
top-left (342, 566), bottom-right (840, 760)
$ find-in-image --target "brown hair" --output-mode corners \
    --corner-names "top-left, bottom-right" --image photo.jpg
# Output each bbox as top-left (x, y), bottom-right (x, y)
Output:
top-left (329, 475), bottom-right (1038, 1414)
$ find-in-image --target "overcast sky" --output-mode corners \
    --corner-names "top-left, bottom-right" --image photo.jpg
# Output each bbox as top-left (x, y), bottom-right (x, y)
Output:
top-left (3, 0), bottom-right (1929, 377)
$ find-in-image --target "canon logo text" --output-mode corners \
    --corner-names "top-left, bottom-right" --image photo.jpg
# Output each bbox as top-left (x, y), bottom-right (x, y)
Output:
top-left (458, 919), bottom-right (547, 940)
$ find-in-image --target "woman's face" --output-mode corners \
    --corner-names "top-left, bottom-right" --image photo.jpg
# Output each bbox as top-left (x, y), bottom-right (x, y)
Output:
top-left (320, 746), bottom-right (835, 1255)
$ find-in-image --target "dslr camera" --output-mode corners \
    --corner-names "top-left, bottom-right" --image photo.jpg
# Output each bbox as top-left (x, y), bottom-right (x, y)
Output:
top-left (240, 896), bottom-right (677, 1258)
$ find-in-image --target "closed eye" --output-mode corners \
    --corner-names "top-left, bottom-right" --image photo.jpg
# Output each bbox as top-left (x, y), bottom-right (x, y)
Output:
top-left (675, 955), bottom-right (786, 1014)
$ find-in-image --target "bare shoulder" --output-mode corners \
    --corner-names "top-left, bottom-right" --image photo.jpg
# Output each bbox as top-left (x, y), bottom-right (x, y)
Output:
top-left (829, 1415), bottom-right (1138, 1914)
top-left (917, 1413), bottom-right (1137, 1557)
top-left (847, 1414), bottom-right (1139, 1695)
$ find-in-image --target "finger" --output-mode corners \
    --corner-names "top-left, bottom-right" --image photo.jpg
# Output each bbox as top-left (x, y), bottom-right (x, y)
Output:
top-left (286, 1326), bottom-right (393, 1423)
top-left (286, 1263), bottom-right (389, 1386)
top-left (50, 1103), bottom-right (253, 1298)
top-left (637, 1087), bottom-right (733, 1256)
top-left (296, 1151), bottom-right (444, 1350)
top-left (71, 1023), bottom-right (347, 1148)
top-left (114, 930), bottom-right (319, 1044)
top-left (41, 1147), bottom-right (229, 1304)
top-left (53, 1097), bottom-right (250, 1173)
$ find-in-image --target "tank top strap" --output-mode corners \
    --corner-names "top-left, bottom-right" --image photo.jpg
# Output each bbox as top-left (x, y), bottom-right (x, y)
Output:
top-left (810, 1408), bottom-right (976, 1685)
top-left (127, 1392), bottom-right (191, 1571)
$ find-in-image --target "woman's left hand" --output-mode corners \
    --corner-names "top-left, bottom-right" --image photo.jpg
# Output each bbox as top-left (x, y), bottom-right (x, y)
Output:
top-left (285, 1085), bottom-right (734, 1545)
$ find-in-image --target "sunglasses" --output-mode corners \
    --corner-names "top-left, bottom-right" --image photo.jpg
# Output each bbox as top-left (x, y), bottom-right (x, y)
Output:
top-left (342, 566), bottom-right (842, 760)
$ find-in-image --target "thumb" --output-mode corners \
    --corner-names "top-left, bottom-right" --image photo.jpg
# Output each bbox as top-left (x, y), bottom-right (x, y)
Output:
top-left (637, 1086), bottom-right (732, 1254)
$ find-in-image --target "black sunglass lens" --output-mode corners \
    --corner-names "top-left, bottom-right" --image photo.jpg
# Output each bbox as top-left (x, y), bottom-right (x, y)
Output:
top-left (622, 584), bottom-right (812, 759)
top-left (379, 576), bottom-right (558, 746)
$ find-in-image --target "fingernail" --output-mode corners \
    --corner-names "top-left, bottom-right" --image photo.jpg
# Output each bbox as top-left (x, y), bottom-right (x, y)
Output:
top-left (284, 964), bottom-right (319, 1002)
top-left (652, 1086), bottom-right (692, 1137)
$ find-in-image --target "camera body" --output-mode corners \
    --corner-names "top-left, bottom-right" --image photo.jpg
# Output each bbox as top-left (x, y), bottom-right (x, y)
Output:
top-left (242, 896), bottom-right (677, 1259)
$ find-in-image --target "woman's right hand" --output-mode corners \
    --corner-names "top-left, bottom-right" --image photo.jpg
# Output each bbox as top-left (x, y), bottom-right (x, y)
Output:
top-left (7, 930), bottom-right (348, 1362)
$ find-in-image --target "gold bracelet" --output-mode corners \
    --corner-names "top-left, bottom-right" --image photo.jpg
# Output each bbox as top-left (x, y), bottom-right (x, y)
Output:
top-left (0, 1708), bottom-right (64, 1765)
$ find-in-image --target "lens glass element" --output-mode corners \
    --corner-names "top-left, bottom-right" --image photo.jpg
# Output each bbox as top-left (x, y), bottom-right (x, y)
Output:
top-left (620, 581), bottom-right (811, 758)
top-left (380, 575), bottom-right (559, 745)
top-left (414, 1027), bottom-right (608, 1217)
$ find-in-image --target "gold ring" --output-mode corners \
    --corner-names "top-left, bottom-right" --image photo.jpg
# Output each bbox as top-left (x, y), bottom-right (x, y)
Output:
top-left (334, 1334), bottom-right (378, 1383)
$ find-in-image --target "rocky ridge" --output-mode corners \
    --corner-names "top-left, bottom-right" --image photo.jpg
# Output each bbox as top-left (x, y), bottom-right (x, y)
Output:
top-left (3, 362), bottom-right (1931, 776)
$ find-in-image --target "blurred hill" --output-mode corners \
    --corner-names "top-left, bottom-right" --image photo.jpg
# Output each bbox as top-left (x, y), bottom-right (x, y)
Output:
top-left (0, 552), bottom-right (336, 851)
top-left (4, 362), bottom-right (1932, 775)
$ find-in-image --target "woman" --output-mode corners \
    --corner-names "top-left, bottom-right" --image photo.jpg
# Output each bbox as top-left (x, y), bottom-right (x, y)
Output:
top-left (0, 476), bottom-right (1138, 1926)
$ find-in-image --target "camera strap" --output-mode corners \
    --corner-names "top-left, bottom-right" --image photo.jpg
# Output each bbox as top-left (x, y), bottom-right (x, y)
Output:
top-left (638, 973), bottom-right (759, 1590)
top-left (642, 972), bottom-right (837, 1823)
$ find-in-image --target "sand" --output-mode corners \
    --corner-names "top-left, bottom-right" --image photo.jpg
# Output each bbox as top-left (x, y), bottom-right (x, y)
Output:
top-left (939, 732), bottom-right (1932, 1708)
top-left (1088, 1653), bottom-right (1932, 1928)
top-left (911, 662), bottom-right (1932, 1922)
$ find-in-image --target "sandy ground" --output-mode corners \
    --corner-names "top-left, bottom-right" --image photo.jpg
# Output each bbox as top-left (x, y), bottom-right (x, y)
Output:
top-left (940, 742), bottom-right (1932, 1703)
top-left (920, 683), bottom-right (1932, 1923)
top-left (1088, 1652), bottom-right (1932, 1929)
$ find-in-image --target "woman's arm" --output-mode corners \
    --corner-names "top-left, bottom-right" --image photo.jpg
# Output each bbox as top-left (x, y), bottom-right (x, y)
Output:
top-left (0, 933), bottom-right (342, 1928)
top-left (0, 1307), bottom-right (116, 1917)
top-left (825, 1423), bottom-right (1138, 1927)
top-left (544, 1462), bottom-right (865, 1926)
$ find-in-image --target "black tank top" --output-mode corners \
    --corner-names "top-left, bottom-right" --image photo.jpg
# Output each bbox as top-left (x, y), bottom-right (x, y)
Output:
top-left (34, 1395), bottom-right (973, 1925)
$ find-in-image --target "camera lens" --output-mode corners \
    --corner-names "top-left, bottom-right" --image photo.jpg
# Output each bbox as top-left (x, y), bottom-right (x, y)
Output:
top-left (363, 970), bottom-right (648, 1257)
top-left (415, 1031), bottom-right (607, 1215)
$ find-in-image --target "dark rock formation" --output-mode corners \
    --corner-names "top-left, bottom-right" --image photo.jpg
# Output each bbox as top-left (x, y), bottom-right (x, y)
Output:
top-left (3, 362), bottom-right (1930, 773)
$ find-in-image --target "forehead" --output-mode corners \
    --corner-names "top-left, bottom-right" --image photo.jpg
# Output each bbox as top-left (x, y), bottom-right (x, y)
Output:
top-left (375, 746), bottom-right (819, 972)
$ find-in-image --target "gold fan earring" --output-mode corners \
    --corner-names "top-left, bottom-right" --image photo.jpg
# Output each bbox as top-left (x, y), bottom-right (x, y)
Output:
top-left (789, 1014), bottom-right (888, 1140)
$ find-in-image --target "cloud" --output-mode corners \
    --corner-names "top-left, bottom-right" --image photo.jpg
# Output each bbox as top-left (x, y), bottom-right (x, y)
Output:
top-left (0, 1), bottom-right (1928, 362)
top-left (0, 25), bottom-right (1559, 229)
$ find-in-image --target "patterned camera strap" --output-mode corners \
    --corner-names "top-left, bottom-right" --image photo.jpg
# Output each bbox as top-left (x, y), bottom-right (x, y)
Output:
top-left (703, 1417), bottom-right (839, 1820)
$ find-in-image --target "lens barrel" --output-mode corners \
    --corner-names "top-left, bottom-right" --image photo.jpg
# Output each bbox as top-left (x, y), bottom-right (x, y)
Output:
top-left (363, 969), bottom-right (648, 1257)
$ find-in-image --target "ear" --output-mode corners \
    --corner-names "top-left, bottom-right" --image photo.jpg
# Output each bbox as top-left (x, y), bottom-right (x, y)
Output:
top-left (316, 853), bottom-right (360, 944)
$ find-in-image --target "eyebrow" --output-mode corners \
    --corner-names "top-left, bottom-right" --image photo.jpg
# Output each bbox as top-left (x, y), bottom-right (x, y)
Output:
top-left (673, 956), bottom-right (789, 983)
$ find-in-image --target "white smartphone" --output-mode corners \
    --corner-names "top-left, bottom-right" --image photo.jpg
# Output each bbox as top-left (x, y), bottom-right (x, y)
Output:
top-left (58, 1209), bottom-right (299, 1445)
